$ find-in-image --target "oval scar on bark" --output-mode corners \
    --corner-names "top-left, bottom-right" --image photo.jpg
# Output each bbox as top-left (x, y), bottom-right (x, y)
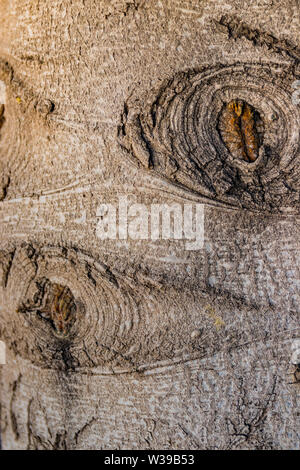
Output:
top-left (218, 99), bottom-right (264, 163)
top-left (17, 279), bottom-right (77, 337)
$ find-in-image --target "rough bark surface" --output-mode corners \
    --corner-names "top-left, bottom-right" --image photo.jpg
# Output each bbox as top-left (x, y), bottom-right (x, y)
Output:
top-left (0, 0), bottom-right (299, 449)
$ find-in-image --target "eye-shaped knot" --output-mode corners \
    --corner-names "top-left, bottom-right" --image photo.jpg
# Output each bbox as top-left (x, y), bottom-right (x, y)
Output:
top-left (11, 245), bottom-right (142, 371)
top-left (119, 63), bottom-right (300, 213)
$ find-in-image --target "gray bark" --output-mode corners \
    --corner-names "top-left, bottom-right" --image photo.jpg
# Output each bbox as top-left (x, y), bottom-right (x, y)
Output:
top-left (0, 0), bottom-right (299, 449)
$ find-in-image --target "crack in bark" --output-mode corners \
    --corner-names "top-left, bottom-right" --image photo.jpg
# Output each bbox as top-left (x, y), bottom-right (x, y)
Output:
top-left (217, 15), bottom-right (300, 64)
top-left (74, 417), bottom-right (98, 447)
top-left (9, 374), bottom-right (22, 441)
top-left (226, 375), bottom-right (277, 449)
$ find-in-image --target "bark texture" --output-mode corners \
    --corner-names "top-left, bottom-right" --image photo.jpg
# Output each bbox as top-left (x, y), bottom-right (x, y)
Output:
top-left (0, 0), bottom-right (299, 449)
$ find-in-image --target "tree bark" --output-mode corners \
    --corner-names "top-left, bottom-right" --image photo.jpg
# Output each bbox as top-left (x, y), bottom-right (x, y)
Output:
top-left (0, 0), bottom-right (299, 449)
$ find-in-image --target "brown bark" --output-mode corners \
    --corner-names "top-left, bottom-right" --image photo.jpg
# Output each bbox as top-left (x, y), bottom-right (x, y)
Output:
top-left (0, 0), bottom-right (299, 449)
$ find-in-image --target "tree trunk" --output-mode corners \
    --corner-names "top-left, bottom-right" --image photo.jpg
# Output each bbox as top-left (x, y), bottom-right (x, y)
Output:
top-left (0, 0), bottom-right (299, 450)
